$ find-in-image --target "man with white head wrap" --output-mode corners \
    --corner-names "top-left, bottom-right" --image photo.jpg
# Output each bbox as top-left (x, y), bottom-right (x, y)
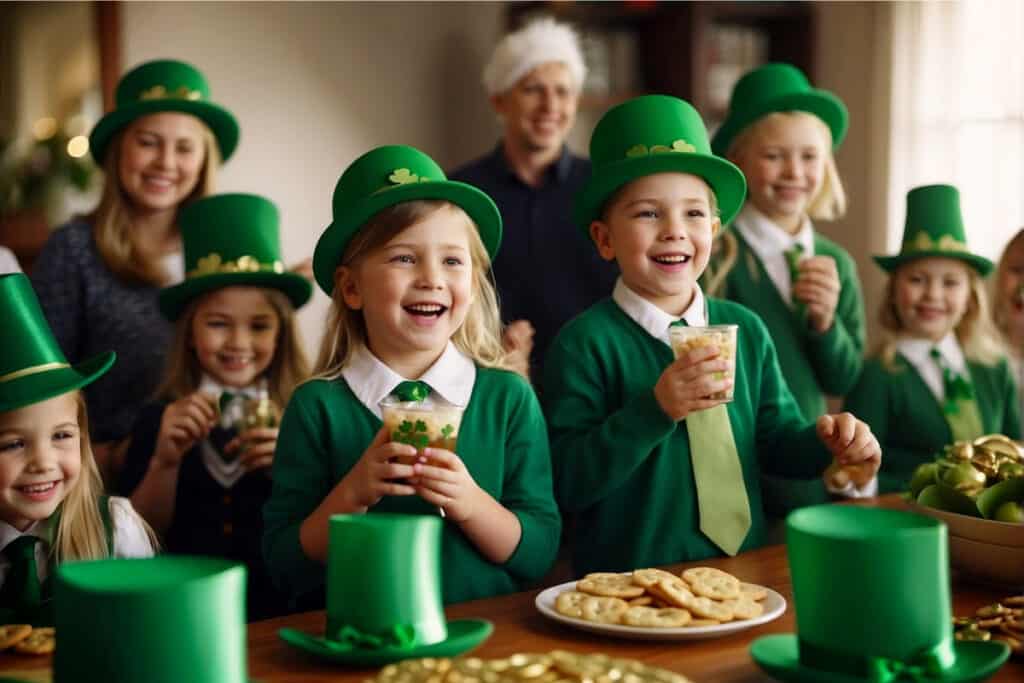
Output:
top-left (451, 18), bottom-right (618, 384)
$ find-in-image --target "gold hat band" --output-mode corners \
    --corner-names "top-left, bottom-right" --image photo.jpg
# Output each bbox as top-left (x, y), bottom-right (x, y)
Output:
top-left (0, 362), bottom-right (70, 385)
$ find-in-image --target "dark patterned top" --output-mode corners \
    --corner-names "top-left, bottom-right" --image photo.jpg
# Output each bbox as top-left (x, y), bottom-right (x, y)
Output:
top-left (30, 220), bottom-right (173, 443)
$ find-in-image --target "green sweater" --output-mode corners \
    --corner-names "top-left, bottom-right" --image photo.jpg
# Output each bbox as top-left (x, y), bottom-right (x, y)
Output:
top-left (843, 354), bottom-right (1021, 493)
top-left (263, 368), bottom-right (561, 605)
top-left (542, 297), bottom-right (831, 575)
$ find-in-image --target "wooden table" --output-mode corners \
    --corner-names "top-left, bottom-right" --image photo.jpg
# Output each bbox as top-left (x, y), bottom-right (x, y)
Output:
top-left (2, 497), bottom-right (1021, 682)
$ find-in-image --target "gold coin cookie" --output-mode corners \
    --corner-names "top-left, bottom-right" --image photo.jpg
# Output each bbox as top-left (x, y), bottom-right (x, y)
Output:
top-left (554, 591), bottom-right (589, 619)
top-left (721, 596), bottom-right (765, 620)
top-left (577, 573), bottom-right (645, 599)
top-left (739, 582), bottom-right (768, 601)
top-left (627, 596), bottom-right (654, 606)
top-left (13, 627), bottom-right (55, 655)
top-left (681, 596), bottom-right (734, 622)
top-left (622, 606), bottom-right (692, 628)
top-left (581, 595), bottom-right (630, 624)
top-left (649, 577), bottom-right (694, 609)
top-left (631, 568), bottom-right (679, 589)
top-left (0, 624), bottom-right (31, 650)
top-left (681, 567), bottom-right (740, 601)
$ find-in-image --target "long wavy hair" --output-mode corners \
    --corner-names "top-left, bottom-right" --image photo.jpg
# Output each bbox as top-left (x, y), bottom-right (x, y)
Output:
top-left (314, 200), bottom-right (507, 379)
top-left (91, 123), bottom-right (220, 286)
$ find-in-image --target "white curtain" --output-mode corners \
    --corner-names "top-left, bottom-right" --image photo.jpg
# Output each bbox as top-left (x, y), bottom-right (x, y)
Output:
top-left (888, 0), bottom-right (1024, 259)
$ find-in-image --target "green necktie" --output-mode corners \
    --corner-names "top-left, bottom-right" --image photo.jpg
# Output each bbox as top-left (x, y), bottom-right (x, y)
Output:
top-left (676, 321), bottom-right (751, 555)
top-left (930, 348), bottom-right (984, 441)
top-left (785, 243), bottom-right (807, 320)
top-left (0, 535), bottom-right (42, 621)
top-left (393, 381), bottom-right (430, 402)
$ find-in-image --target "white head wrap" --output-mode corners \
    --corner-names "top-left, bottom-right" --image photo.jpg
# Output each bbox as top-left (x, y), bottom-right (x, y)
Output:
top-left (482, 18), bottom-right (587, 96)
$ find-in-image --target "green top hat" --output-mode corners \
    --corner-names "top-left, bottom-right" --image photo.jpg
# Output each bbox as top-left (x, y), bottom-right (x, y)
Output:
top-left (0, 273), bottom-right (115, 413)
top-left (751, 505), bottom-right (1010, 683)
top-left (874, 184), bottom-right (993, 276)
top-left (710, 63), bottom-right (849, 156)
top-left (573, 95), bottom-right (747, 235)
top-left (89, 59), bottom-right (239, 164)
top-left (158, 193), bottom-right (313, 320)
top-left (279, 514), bottom-right (492, 665)
top-left (54, 556), bottom-right (249, 683)
top-left (312, 145), bottom-right (503, 296)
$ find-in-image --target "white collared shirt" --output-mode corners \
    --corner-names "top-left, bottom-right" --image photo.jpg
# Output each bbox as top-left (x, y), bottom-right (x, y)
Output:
top-left (612, 278), bottom-right (706, 346)
top-left (733, 204), bottom-right (815, 305)
top-left (896, 333), bottom-right (968, 403)
top-left (0, 497), bottom-right (154, 585)
top-left (341, 342), bottom-right (477, 418)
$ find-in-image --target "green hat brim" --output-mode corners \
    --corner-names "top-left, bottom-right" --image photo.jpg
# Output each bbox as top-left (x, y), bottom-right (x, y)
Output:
top-left (750, 634), bottom-right (1010, 683)
top-left (573, 153), bottom-right (747, 237)
top-left (89, 99), bottom-right (240, 164)
top-left (873, 252), bottom-right (994, 277)
top-left (159, 271), bottom-right (313, 320)
top-left (0, 351), bottom-right (115, 413)
top-left (313, 180), bottom-right (502, 296)
top-left (711, 90), bottom-right (848, 157)
top-left (278, 618), bottom-right (492, 666)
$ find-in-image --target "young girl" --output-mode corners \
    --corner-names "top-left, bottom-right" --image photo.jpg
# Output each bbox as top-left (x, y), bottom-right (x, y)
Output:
top-left (707, 62), bottom-right (868, 510)
top-left (118, 193), bottom-right (311, 621)
top-left (993, 229), bottom-right (1024, 420)
top-left (0, 273), bottom-right (154, 626)
top-left (263, 145), bottom-right (561, 607)
top-left (844, 184), bottom-right (1020, 493)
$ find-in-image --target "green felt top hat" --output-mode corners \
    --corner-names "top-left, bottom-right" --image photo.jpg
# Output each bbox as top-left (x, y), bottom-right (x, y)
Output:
top-left (279, 514), bottom-right (492, 665)
top-left (312, 145), bottom-right (503, 296)
top-left (158, 193), bottom-right (312, 319)
top-left (750, 505), bottom-right (1010, 683)
top-left (710, 62), bottom-right (848, 156)
top-left (89, 59), bottom-right (239, 164)
top-left (573, 95), bottom-right (747, 235)
top-left (0, 273), bottom-right (115, 413)
top-left (54, 556), bottom-right (250, 683)
top-left (874, 184), bottom-right (993, 276)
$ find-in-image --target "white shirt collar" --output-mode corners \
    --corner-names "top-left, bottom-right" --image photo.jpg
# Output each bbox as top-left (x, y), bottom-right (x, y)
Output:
top-left (896, 333), bottom-right (967, 402)
top-left (612, 277), bottom-right (707, 346)
top-left (198, 375), bottom-right (262, 401)
top-left (341, 342), bottom-right (477, 419)
top-left (0, 518), bottom-right (49, 553)
top-left (733, 204), bottom-right (815, 306)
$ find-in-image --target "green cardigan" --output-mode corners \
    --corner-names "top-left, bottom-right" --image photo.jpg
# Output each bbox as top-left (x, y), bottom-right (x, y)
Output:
top-left (842, 354), bottom-right (1021, 493)
top-left (263, 368), bottom-right (561, 605)
top-left (542, 297), bottom-right (831, 575)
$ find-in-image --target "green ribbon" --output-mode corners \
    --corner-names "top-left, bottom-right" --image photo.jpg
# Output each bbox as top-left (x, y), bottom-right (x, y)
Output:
top-left (394, 381), bottom-right (430, 402)
top-left (323, 624), bottom-right (418, 652)
top-left (800, 639), bottom-right (955, 683)
top-left (929, 349), bottom-right (975, 414)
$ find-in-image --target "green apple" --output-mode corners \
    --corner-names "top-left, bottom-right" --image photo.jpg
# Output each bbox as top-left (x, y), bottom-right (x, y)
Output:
top-left (992, 501), bottom-right (1024, 523)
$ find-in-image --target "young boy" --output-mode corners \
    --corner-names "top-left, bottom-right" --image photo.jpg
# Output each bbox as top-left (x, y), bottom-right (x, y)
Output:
top-left (542, 95), bottom-right (881, 575)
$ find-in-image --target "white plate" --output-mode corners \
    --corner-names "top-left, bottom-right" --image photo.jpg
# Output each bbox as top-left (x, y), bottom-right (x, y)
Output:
top-left (534, 579), bottom-right (787, 641)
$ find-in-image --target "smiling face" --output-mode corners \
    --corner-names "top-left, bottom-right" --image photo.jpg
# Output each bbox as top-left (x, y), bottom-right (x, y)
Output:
top-left (190, 286), bottom-right (281, 388)
top-left (492, 61), bottom-right (579, 156)
top-left (590, 172), bottom-right (719, 316)
top-left (0, 392), bottom-right (82, 531)
top-left (996, 234), bottom-right (1024, 341)
top-left (892, 257), bottom-right (973, 342)
top-left (338, 205), bottom-right (475, 377)
top-left (117, 112), bottom-right (209, 215)
top-left (731, 112), bottom-right (829, 233)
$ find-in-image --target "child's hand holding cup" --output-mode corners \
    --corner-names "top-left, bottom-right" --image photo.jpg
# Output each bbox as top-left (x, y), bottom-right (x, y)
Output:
top-left (656, 323), bottom-right (738, 421)
top-left (669, 323), bottom-right (739, 402)
top-left (379, 397), bottom-right (464, 468)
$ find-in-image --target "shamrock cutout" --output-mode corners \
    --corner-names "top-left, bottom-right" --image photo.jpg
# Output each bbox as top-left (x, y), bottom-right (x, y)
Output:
top-left (389, 168), bottom-right (420, 185)
top-left (626, 145), bottom-right (648, 158)
top-left (672, 139), bottom-right (696, 153)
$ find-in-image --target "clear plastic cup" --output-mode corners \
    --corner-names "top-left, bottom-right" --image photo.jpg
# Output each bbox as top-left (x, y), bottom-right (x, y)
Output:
top-left (379, 398), bottom-right (465, 466)
top-left (668, 323), bottom-right (738, 401)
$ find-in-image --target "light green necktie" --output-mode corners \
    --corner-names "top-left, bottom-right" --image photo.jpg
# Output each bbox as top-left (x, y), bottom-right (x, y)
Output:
top-left (785, 243), bottom-right (808, 321)
top-left (678, 322), bottom-right (751, 556)
top-left (930, 348), bottom-right (984, 441)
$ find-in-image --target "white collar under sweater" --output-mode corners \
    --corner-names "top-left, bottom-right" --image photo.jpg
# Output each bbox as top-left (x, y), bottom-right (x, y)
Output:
top-left (895, 332), bottom-right (968, 403)
top-left (612, 277), bottom-right (707, 347)
top-left (733, 204), bottom-right (815, 305)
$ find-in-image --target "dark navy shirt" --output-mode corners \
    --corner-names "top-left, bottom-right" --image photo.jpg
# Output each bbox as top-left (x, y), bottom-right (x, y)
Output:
top-left (451, 144), bottom-right (618, 379)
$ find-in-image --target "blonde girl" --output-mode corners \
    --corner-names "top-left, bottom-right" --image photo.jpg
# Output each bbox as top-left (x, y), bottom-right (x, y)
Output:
top-left (844, 185), bottom-right (1019, 493)
top-left (992, 229), bottom-right (1024, 419)
top-left (706, 62), bottom-right (867, 511)
top-left (0, 273), bottom-right (154, 626)
top-left (117, 194), bottom-right (310, 621)
top-left (264, 146), bottom-right (560, 611)
top-left (30, 60), bottom-right (236, 481)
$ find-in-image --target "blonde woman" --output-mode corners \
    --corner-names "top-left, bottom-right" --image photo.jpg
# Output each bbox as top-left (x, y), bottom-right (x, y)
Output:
top-left (993, 229), bottom-right (1024, 420)
top-left (0, 274), bottom-right (155, 626)
top-left (30, 60), bottom-right (237, 479)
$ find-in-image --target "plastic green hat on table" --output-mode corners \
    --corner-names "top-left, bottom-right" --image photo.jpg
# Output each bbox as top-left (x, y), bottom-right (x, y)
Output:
top-left (710, 62), bottom-right (848, 156)
top-left (158, 193), bottom-right (312, 319)
top-left (573, 95), bottom-right (747, 235)
top-left (0, 273), bottom-right (115, 413)
top-left (279, 514), bottom-right (492, 666)
top-left (750, 505), bottom-right (1010, 683)
top-left (312, 145), bottom-right (503, 296)
top-left (90, 59), bottom-right (239, 164)
top-left (54, 556), bottom-right (250, 683)
top-left (874, 184), bottom-right (993, 276)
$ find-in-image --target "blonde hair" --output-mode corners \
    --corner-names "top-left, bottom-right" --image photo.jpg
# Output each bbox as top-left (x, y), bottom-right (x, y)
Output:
top-left (314, 200), bottom-right (507, 379)
top-left (992, 228), bottom-right (1024, 336)
top-left (874, 264), bottom-right (1005, 368)
top-left (91, 125), bottom-right (220, 286)
top-left (51, 392), bottom-right (157, 562)
top-left (156, 288), bottom-right (310, 408)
